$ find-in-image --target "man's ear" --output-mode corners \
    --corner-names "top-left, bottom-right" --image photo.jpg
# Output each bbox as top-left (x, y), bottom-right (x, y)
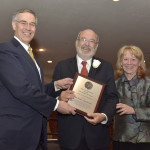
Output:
top-left (75, 40), bottom-right (78, 48)
top-left (12, 21), bottom-right (16, 31)
top-left (95, 43), bottom-right (98, 50)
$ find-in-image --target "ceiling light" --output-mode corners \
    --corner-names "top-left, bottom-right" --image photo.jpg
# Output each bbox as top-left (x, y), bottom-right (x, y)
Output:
top-left (47, 60), bottom-right (52, 63)
top-left (39, 49), bottom-right (45, 52)
top-left (113, 0), bottom-right (120, 2)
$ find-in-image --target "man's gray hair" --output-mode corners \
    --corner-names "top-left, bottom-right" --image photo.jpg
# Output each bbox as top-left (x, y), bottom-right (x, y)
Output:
top-left (12, 8), bottom-right (38, 25)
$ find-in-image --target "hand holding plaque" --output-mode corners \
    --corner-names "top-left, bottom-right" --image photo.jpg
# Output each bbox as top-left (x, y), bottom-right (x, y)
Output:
top-left (69, 73), bottom-right (106, 116)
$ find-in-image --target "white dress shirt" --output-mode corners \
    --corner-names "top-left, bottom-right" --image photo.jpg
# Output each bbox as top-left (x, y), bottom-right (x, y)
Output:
top-left (76, 55), bottom-right (92, 73)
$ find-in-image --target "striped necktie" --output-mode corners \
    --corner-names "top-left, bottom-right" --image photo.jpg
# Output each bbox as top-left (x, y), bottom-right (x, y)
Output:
top-left (28, 47), bottom-right (35, 63)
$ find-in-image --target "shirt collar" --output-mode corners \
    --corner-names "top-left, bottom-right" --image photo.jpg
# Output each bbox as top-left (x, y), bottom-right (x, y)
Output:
top-left (121, 74), bottom-right (139, 87)
top-left (76, 54), bottom-right (92, 66)
top-left (14, 36), bottom-right (31, 52)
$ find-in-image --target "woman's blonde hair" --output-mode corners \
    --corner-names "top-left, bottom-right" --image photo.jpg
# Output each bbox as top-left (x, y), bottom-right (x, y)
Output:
top-left (115, 45), bottom-right (146, 79)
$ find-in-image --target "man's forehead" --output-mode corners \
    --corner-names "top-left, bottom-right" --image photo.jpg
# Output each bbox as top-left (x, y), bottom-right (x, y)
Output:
top-left (80, 30), bottom-right (97, 39)
top-left (18, 12), bottom-right (35, 19)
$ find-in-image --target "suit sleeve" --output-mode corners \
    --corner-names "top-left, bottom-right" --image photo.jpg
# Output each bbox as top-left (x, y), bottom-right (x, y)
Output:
top-left (52, 62), bottom-right (66, 95)
top-left (0, 49), bottom-right (56, 118)
top-left (52, 62), bottom-right (63, 81)
top-left (99, 63), bottom-right (118, 124)
top-left (44, 82), bottom-right (60, 98)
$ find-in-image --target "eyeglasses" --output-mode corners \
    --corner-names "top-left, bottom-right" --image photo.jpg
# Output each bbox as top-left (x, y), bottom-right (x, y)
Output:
top-left (77, 38), bottom-right (98, 45)
top-left (16, 20), bottom-right (36, 27)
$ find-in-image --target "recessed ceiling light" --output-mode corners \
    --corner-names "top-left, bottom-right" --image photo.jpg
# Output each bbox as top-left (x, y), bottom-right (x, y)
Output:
top-left (39, 49), bottom-right (45, 52)
top-left (113, 0), bottom-right (120, 2)
top-left (47, 60), bottom-right (52, 63)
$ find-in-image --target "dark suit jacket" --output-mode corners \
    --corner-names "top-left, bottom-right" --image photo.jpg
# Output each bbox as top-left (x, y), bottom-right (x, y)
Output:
top-left (53, 56), bottom-right (118, 149)
top-left (0, 38), bottom-right (57, 150)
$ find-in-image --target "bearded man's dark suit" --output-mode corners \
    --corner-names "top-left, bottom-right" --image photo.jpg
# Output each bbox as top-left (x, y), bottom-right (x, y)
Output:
top-left (0, 38), bottom-right (57, 150)
top-left (52, 56), bottom-right (118, 150)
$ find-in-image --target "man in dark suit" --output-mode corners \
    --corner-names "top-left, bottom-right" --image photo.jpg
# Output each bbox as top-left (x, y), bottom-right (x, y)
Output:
top-left (0, 8), bottom-right (76, 150)
top-left (53, 29), bottom-right (118, 150)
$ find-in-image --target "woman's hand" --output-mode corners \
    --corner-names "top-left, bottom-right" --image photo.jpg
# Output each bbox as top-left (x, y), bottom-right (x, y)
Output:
top-left (116, 103), bottom-right (135, 115)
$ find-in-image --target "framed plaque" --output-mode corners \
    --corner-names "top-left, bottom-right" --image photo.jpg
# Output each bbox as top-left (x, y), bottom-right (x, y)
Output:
top-left (69, 73), bottom-right (106, 116)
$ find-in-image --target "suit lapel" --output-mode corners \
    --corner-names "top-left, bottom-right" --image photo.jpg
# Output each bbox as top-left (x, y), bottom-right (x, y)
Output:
top-left (35, 59), bottom-right (45, 86)
top-left (11, 38), bottom-right (42, 85)
top-left (88, 57), bottom-right (98, 78)
top-left (69, 57), bottom-right (78, 78)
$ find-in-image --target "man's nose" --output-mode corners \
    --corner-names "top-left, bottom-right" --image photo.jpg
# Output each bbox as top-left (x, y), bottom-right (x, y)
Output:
top-left (85, 40), bottom-right (90, 46)
top-left (25, 23), bottom-right (31, 30)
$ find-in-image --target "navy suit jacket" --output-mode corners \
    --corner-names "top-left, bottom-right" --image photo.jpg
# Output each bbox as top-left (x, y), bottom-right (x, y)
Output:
top-left (0, 38), bottom-right (57, 150)
top-left (53, 56), bottom-right (118, 149)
